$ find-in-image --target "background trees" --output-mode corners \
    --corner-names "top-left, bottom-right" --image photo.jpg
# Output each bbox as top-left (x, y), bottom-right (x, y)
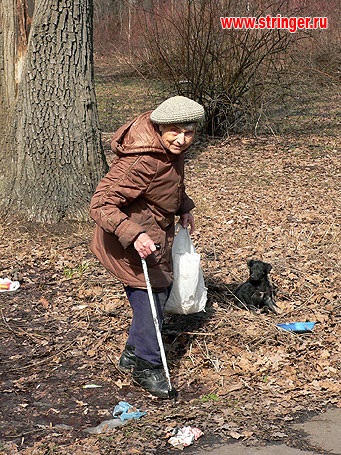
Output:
top-left (93, 0), bottom-right (339, 136)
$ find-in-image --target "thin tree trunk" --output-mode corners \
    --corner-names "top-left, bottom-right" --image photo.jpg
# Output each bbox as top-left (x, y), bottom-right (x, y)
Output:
top-left (0, 0), bottom-right (108, 222)
top-left (0, 0), bottom-right (30, 109)
top-left (0, 0), bottom-right (16, 107)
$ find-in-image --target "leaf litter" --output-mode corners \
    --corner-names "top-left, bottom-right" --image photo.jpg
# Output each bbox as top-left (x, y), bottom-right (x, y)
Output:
top-left (0, 130), bottom-right (340, 453)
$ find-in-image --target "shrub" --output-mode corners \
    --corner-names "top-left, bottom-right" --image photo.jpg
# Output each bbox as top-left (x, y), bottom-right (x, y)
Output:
top-left (93, 0), bottom-right (339, 136)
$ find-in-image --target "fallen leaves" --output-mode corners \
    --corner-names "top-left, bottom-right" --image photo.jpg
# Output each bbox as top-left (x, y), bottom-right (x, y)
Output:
top-left (39, 297), bottom-right (50, 309)
top-left (0, 130), bottom-right (340, 454)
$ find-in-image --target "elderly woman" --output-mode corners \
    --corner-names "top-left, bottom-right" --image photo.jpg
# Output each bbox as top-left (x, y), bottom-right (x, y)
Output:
top-left (90, 96), bottom-right (204, 399)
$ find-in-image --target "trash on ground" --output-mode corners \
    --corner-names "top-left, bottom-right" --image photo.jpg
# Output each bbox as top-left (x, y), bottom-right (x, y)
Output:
top-left (113, 401), bottom-right (146, 421)
top-left (82, 384), bottom-right (103, 389)
top-left (83, 418), bottom-right (127, 434)
top-left (277, 321), bottom-right (316, 333)
top-left (0, 278), bottom-right (20, 292)
top-left (167, 426), bottom-right (204, 449)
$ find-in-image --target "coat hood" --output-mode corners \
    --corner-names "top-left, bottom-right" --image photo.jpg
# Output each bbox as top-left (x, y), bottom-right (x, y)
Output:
top-left (111, 111), bottom-right (166, 156)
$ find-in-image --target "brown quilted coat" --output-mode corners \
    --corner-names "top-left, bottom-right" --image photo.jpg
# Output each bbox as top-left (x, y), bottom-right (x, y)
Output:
top-left (89, 111), bottom-right (195, 290)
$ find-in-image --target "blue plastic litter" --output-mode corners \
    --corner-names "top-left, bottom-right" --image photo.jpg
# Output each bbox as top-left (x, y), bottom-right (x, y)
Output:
top-left (277, 322), bottom-right (316, 333)
top-left (113, 401), bottom-right (146, 421)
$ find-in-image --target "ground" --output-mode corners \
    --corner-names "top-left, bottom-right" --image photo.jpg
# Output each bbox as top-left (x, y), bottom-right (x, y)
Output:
top-left (0, 68), bottom-right (340, 454)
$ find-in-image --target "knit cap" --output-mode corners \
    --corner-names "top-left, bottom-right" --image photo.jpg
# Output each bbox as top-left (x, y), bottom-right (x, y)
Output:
top-left (150, 96), bottom-right (205, 125)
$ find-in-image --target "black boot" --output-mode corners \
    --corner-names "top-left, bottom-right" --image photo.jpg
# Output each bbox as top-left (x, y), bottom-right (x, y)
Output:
top-left (118, 344), bottom-right (136, 372)
top-left (132, 357), bottom-right (174, 399)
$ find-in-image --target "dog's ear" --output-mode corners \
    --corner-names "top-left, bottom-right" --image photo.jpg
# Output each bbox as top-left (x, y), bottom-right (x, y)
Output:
top-left (247, 260), bottom-right (255, 269)
top-left (265, 262), bottom-right (272, 273)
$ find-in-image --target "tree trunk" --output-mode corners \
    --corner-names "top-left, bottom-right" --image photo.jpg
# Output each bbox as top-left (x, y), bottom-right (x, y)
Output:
top-left (0, 0), bottom-right (108, 222)
top-left (0, 0), bottom-right (30, 129)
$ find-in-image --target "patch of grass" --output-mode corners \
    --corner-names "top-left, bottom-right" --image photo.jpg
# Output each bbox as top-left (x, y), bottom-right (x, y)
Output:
top-left (95, 77), bottom-right (170, 132)
top-left (63, 261), bottom-right (89, 278)
top-left (200, 393), bottom-right (220, 402)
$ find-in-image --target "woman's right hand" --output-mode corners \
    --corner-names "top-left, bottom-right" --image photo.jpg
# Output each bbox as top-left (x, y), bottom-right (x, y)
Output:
top-left (134, 233), bottom-right (157, 259)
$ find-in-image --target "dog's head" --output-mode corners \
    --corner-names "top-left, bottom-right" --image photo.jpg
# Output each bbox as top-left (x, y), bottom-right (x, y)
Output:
top-left (247, 260), bottom-right (272, 282)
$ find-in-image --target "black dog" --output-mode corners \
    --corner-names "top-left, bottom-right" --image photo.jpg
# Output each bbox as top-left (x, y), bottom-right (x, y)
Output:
top-left (234, 260), bottom-right (279, 314)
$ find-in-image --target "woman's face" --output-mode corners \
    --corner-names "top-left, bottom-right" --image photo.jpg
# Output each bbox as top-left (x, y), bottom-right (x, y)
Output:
top-left (159, 124), bottom-right (196, 154)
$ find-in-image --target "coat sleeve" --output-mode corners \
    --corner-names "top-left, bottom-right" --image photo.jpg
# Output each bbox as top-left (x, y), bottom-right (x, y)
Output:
top-left (175, 154), bottom-right (195, 215)
top-left (90, 155), bottom-right (157, 248)
top-left (177, 187), bottom-right (195, 215)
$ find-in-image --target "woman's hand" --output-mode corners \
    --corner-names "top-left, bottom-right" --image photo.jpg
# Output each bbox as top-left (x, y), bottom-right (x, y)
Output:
top-left (179, 212), bottom-right (195, 234)
top-left (134, 233), bottom-right (157, 259)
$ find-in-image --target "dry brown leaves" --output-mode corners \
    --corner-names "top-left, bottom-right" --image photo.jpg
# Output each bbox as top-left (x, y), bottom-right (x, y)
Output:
top-left (0, 131), bottom-right (340, 454)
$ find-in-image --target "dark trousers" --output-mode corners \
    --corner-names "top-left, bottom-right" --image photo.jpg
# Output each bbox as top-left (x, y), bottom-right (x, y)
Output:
top-left (124, 286), bottom-right (170, 365)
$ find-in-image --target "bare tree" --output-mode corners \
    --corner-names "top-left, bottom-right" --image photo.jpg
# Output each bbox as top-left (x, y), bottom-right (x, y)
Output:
top-left (129, 0), bottom-right (303, 136)
top-left (0, 0), bottom-right (108, 222)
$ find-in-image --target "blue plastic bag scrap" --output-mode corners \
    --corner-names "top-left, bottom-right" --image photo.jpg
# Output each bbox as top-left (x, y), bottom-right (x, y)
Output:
top-left (113, 401), bottom-right (147, 421)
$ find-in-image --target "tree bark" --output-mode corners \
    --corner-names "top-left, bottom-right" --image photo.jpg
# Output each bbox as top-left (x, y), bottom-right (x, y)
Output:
top-left (0, 0), bottom-right (108, 222)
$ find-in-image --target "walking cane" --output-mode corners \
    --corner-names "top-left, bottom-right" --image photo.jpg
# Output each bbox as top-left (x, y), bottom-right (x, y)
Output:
top-left (141, 257), bottom-right (178, 400)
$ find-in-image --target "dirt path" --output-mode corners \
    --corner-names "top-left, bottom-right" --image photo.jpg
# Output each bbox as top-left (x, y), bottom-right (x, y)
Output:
top-left (193, 408), bottom-right (341, 454)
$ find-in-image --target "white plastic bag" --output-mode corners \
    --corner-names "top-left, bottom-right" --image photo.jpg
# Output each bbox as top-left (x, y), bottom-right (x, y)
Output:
top-left (165, 225), bottom-right (207, 314)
